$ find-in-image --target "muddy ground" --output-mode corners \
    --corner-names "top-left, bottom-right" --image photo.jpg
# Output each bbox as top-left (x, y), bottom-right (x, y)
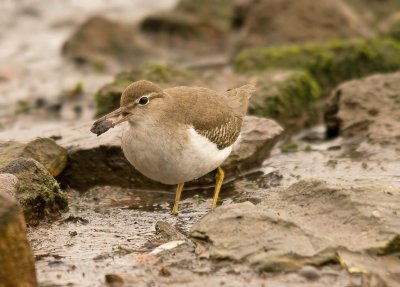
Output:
top-left (21, 125), bottom-right (398, 286)
top-left (1, 1), bottom-right (400, 287)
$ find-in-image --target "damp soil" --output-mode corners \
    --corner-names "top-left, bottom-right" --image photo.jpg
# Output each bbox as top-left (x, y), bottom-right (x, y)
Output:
top-left (27, 127), bottom-right (400, 286)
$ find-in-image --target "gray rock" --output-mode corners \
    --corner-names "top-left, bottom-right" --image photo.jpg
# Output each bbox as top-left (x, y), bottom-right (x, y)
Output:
top-left (139, 0), bottom-right (231, 57)
top-left (0, 180), bottom-right (37, 286)
top-left (0, 138), bottom-right (68, 177)
top-left (298, 265), bottom-right (320, 280)
top-left (62, 16), bottom-right (151, 65)
top-left (325, 72), bottom-right (400, 158)
top-left (0, 158), bottom-right (68, 225)
top-left (190, 179), bottom-right (400, 273)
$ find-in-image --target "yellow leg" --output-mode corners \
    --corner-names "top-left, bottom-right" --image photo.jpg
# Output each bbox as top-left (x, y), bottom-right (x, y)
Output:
top-left (172, 183), bottom-right (184, 216)
top-left (211, 167), bottom-right (224, 209)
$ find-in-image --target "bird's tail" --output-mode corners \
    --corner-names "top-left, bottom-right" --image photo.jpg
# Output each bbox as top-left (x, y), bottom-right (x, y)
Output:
top-left (222, 84), bottom-right (257, 116)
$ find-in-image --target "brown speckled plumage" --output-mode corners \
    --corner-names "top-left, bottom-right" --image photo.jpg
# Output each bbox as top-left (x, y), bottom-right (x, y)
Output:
top-left (195, 116), bottom-right (242, 149)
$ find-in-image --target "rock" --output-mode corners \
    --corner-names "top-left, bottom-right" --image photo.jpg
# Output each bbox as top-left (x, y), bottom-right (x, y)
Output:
top-left (235, 38), bottom-right (400, 95)
top-left (0, 138), bottom-right (68, 176)
top-left (324, 72), bottom-right (400, 157)
top-left (0, 158), bottom-right (68, 225)
top-left (139, 0), bottom-right (231, 55)
top-left (236, 0), bottom-right (372, 47)
top-left (62, 16), bottom-right (149, 65)
top-left (249, 70), bottom-right (320, 131)
top-left (140, 11), bottom-right (227, 54)
top-left (105, 273), bottom-right (124, 284)
top-left (94, 63), bottom-right (198, 117)
top-left (190, 179), bottom-right (400, 272)
top-left (0, 179), bottom-right (37, 286)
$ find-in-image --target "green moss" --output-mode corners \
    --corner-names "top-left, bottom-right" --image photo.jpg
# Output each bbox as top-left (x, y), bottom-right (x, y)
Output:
top-left (249, 70), bottom-right (320, 130)
top-left (94, 63), bottom-right (194, 117)
top-left (235, 38), bottom-right (400, 94)
top-left (18, 166), bottom-right (68, 223)
top-left (280, 142), bottom-right (299, 153)
top-left (304, 145), bottom-right (312, 152)
top-left (194, 194), bottom-right (205, 205)
top-left (91, 60), bottom-right (107, 72)
top-left (326, 159), bottom-right (338, 167)
top-left (94, 78), bottom-right (131, 118)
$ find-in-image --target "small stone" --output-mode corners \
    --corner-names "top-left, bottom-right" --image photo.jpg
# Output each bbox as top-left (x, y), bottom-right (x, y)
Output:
top-left (69, 231), bottom-right (78, 237)
top-left (90, 118), bottom-right (114, 136)
top-left (159, 266), bottom-right (171, 277)
top-left (298, 265), bottom-right (320, 280)
top-left (105, 273), bottom-right (124, 283)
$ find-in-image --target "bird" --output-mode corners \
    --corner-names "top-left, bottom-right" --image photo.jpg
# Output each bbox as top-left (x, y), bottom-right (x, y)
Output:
top-left (91, 80), bottom-right (256, 215)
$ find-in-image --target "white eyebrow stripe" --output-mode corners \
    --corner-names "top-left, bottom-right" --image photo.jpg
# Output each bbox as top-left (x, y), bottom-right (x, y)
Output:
top-left (135, 92), bottom-right (163, 103)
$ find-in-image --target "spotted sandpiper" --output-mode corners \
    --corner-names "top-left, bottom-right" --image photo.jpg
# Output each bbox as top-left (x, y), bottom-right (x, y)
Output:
top-left (91, 80), bottom-right (256, 215)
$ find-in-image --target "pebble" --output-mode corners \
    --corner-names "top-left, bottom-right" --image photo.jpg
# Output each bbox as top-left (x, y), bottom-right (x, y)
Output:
top-left (298, 265), bottom-right (320, 280)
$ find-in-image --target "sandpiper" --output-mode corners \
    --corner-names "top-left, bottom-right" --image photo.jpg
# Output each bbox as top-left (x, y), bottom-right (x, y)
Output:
top-left (91, 80), bottom-right (255, 215)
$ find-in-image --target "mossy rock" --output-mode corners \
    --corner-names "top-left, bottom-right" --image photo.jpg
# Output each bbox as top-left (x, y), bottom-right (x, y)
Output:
top-left (235, 38), bottom-right (400, 94)
top-left (0, 158), bottom-right (68, 225)
top-left (0, 138), bottom-right (68, 177)
top-left (94, 63), bottom-right (196, 117)
top-left (249, 70), bottom-right (320, 130)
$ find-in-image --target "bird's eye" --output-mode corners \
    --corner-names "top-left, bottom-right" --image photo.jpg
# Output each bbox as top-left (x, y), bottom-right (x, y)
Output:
top-left (138, 96), bottom-right (149, 106)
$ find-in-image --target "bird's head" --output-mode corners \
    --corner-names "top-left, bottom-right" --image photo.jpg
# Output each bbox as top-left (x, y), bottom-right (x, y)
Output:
top-left (90, 80), bottom-right (166, 135)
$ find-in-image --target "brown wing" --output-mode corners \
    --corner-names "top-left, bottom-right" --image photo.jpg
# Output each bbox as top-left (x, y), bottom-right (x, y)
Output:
top-left (194, 115), bottom-right (242, 149)
top-left (164, 86), bottom-right (245, 150)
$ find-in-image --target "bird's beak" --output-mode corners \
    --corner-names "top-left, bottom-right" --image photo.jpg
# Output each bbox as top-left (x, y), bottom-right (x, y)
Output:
top-left (90, 107), bottom-right (129, 136)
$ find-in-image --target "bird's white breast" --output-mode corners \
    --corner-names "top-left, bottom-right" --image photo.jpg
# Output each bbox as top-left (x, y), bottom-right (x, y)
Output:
top-left (121, 124), bottom-right (234, 185)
